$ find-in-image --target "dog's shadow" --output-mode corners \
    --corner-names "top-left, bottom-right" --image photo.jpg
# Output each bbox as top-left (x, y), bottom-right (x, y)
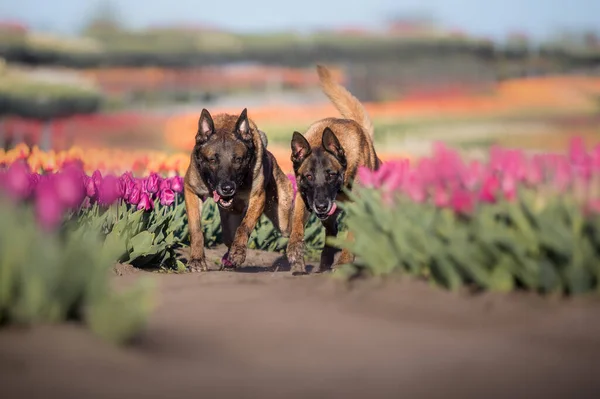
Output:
top-left (177, 248), bottom-right (315, 274)
top-left (233, 255), bottom-right (316, 274)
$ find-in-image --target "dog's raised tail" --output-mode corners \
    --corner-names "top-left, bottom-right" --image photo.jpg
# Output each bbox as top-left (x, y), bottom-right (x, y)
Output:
top-left (316, 64), bottom-right (375, 139)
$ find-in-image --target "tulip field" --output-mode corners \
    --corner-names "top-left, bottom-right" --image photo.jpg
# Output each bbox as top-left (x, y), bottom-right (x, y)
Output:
top-left (2, 137), bottom-right (600, 335)
top-left (335, 137), bottom-right (600, 294)
top-left (3, 136), bottom-right (600, 296)
top-left (3, 138), bottom-right (600, 397)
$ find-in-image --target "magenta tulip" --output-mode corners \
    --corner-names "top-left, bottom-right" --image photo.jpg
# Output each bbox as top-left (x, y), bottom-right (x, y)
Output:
top-left (98, 175), bottom-right (121, 206)
top-left (92, 170), bottom-right (103, 187)
top-left (170, 176), bottom-right (184, 193)
top-left (137, 192), bottom-right (154, 211)
top-left (3, 161), bottom-right (32, 201)
top-left (160, 188), bottom-right (175, 206)
top-left (54, 169), bottom-right (85, 209)
top-left (128, 184), bottom-right (142, 205)
top-left (479, 174), bottom-right (499, 203)
top-left (29, 172), bottom-right (41, 188)
top-left (34, 179), bottom-right (64, 231)
top-left (159, 178), bottom-right (171, 192)
top-left (433, 184), bottom-right (450, 208)
top-left (450, 188), bottom-right (475, 215)
top-left (84, 176), bottom-right (97, 200)
top-left (144, 173), bottom-right (160, 194)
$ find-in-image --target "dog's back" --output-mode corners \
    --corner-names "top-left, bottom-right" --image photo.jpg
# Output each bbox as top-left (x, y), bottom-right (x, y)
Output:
top-left (301, 65), bottom-right (380, 178)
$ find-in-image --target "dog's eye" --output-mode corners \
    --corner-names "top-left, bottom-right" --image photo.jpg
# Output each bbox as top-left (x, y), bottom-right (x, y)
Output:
top-left (305, 174), bottom-right (313, 181)
top-left (327, 171), bottom-right (337, 179)
top-left (233, 156), bottom-right (243, 164)
top-left (208, 158), bottom-right (218, 165)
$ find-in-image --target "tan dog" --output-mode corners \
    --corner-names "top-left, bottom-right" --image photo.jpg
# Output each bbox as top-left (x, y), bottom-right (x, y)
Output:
top-left (287, 65), bottom-right (381, 275)
top-left (184, 108), bottom-right (293, 271)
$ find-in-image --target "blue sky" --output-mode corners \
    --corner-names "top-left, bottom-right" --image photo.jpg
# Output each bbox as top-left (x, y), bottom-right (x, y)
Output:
top-left (1, 0), bottom-right (599, 41)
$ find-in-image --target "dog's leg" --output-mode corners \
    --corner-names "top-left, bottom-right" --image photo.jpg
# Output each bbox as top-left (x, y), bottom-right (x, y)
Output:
top-left (184, 184), bottom-right (207, 272)
top-left (336, 229), bottom-right (355, 267)
top-left (219, 210), bottom-right (244, 269)
top-left (264, 189), bottom-right (293, 238)
top-left (314, 216), bottom-right (340, 273)
top-left (228, 191), bottom-right (266, 267)
top-left (287, 192), bottom-right (309, 275)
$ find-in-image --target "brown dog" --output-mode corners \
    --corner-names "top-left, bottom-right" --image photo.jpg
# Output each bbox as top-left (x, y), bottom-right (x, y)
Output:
top-left (184, 108), bottom-right (293, 271)
top-left (287, 65), bottom-right (381, 275)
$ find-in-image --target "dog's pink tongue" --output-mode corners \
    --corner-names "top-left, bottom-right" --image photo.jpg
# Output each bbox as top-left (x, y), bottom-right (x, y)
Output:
top-left (213, 191), bottom-right (221, 202)
top-left (327, 202), bottom-right (337, 216)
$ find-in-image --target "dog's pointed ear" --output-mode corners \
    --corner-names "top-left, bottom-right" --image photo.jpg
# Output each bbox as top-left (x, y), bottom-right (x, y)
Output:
top-left (291, 131), bottom-right (311, 168)
top-left (197, 108), bottom-right (215, 144)
top-left (234, 108), bottom-right (253, 142)
top-left (322, 127), bottom-right (346, 166)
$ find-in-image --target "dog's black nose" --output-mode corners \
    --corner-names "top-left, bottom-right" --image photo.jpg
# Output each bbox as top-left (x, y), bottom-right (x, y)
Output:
top-left (220, 182), bottom-right (236, 196)
top-left (314, 201), bottom-right (329, 213)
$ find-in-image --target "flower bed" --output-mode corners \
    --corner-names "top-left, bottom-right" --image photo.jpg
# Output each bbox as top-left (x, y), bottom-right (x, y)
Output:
top-left (333, 137), bottom-right (600, 295)
top-left (0, 159), bottom-right (324, 268)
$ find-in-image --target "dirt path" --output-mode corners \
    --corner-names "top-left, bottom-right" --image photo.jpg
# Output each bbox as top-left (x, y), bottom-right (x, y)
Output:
top-left (2, 246), bottom-right (600, 399)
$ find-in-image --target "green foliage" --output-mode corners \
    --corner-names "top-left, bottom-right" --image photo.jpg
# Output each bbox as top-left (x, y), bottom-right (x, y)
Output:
top-left (76, 198), bottom-right (188, 269)
top-left (74, 195), bottom-right (325, 271)
top-left (330, 188), bottom-right (600, 296)
top-left (0, 198), bottom-right (154, 344)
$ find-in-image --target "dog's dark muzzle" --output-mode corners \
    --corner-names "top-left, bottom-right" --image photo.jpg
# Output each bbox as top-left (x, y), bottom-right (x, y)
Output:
top-left (214, 181), bottom-right (236, 209)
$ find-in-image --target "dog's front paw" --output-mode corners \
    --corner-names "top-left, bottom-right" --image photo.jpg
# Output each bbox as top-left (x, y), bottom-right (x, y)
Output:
top-left (219, 251), bottom-right (236, 270)
top-left (227, 244), bottom-right (247, 268)
top-left (287, 242), bottom-right (307, 276)
top-left (188, 258), bottom-right (208, 272)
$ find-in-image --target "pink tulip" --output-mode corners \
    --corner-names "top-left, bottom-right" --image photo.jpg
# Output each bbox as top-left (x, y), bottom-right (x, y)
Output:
top-left (92, 170), bottom-right (103, 188)
top-left (433, 183), bottom-right (450, 208)
top-left (98, 175), bottom-right (121, 206)
top-left (34, 179), bottom-right (64, 231)
top-left (159, 178), bottom-right (171, 192)
top-left (479, 174), bottom-right (499, 203)
top-left (29, 172), bottom-right (41, 188)
top-left (170, 176), bottom-right (184, 193)
top-left (137, 192), bottom-right (154, 211)
top-left (357, 167), bottom-right (377, 188)
top-left (501, 174), bottom-right (517, 201)
top-left (3, 161), bottom-right (32, 201)
top-left (160, 188), bottom-right (175, 206)
top-left (54, 169), bottom-right (85, 209)
top-left (450, 188), bottom-right (475, 215)
top-left (84, 176), bottom-right (97, 200)
top-left (128, 184), bottom-right (142, 205)
top-left (404, 172), bottom-right (426, 203)
top-left (144, 173), bottom-right (160, 194)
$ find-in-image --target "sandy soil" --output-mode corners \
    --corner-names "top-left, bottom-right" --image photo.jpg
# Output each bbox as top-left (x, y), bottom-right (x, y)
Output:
top-left (2, 246), bottom-right (600, 399)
